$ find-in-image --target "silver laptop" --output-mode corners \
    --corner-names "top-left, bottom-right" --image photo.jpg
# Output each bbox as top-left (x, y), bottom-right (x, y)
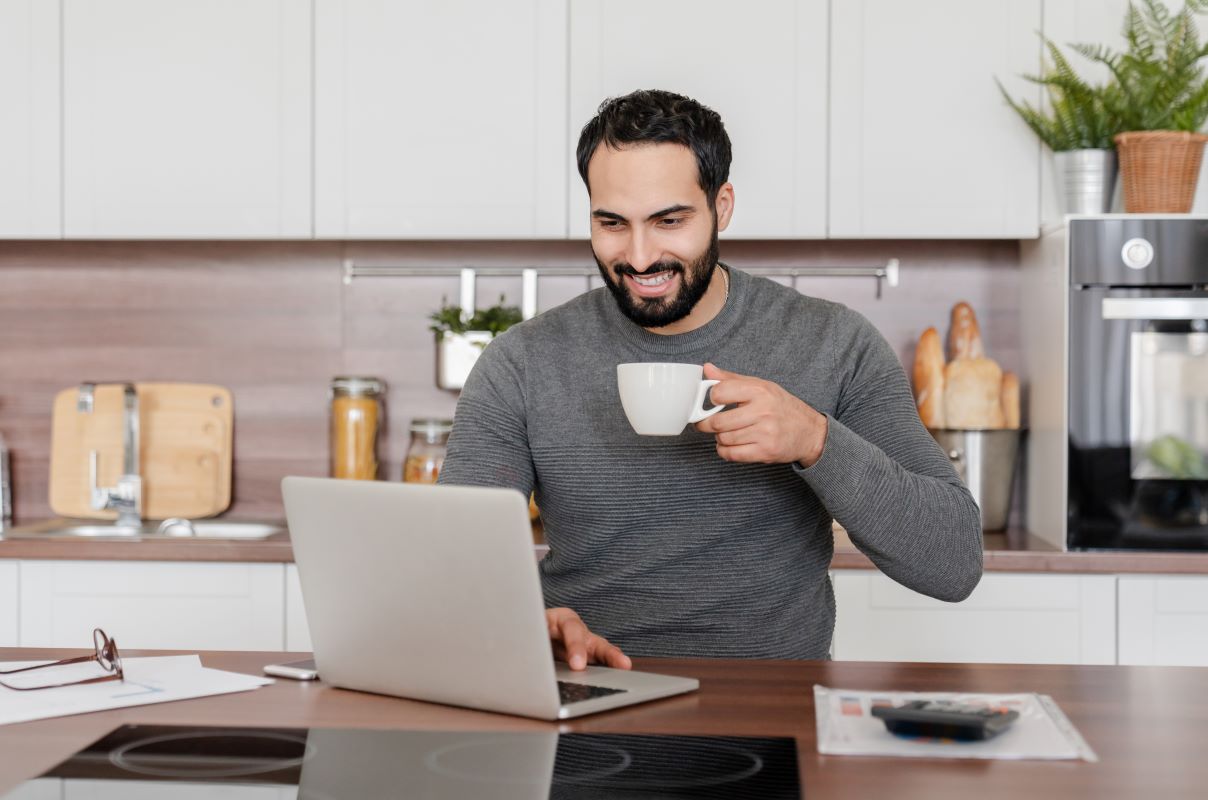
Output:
top-left (280, 476), bottom-right (698, 720)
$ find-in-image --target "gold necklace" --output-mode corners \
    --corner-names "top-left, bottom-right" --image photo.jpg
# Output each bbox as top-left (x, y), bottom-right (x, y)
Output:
top-left (721, 267), bottom-right (730, 304)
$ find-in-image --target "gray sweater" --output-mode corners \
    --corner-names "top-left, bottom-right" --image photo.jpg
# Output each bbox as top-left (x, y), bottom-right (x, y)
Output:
top-left (439, 266), bottom-right (983, 659)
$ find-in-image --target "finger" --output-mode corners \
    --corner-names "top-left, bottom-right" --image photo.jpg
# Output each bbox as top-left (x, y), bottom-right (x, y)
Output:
top-left (697, 406), bottom-right (762, 434)
top-left (588, 635), bottom-right (633, 670)
top-left (555, 618), bottom-right (590, 671)
top-left (706, 377), bottom-right (768, 408)
top-left (716, 441), bottom-right (772, 463)
top-left (703, 362), bottom-right (743, 381)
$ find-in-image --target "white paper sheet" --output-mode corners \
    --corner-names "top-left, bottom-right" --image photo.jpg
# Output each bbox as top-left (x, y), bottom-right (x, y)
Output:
top-left (814, 685), bottom-right (1098, 762)
top-left (0, 655), bottom-right (272, 727)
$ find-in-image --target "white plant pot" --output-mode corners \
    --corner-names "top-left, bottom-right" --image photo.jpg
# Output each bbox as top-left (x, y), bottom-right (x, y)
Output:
top-left (436, 331), bottom-right (494, 391)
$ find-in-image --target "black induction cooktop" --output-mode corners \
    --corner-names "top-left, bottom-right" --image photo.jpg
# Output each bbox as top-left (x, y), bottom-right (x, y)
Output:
top-left (7, 724), bottom-right (802, 798)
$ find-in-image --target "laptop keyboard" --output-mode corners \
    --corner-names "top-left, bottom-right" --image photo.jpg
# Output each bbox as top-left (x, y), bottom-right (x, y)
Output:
top-left (558, 680), bottom-right (628, 705)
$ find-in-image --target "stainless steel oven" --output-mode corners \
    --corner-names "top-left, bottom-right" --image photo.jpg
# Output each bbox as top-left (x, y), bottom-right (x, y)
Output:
top-left (1065, 218), bottom-right (1208, 550)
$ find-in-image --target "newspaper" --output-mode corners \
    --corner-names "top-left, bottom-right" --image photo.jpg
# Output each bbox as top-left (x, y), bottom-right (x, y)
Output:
top-left (814, 685), bottom-right (1098, 762)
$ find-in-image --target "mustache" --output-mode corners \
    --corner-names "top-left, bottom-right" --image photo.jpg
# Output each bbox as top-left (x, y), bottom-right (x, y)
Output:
top-left (613, 260), bottom-right (685, 277)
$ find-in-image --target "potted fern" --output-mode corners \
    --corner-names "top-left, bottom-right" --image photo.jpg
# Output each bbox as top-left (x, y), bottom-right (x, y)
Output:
top-left (429, 296), bottom-right (522, 391)
top-left (1073, 0), bottom-right (1208, 212)
top-left (999, 39), bottom-right (1122, 214)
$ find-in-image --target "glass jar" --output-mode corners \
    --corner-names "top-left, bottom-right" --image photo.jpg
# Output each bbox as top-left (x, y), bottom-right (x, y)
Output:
top-left (330, 377), bottom-right (385, 480)
top-left (402, 418), bottom-right (453, 484)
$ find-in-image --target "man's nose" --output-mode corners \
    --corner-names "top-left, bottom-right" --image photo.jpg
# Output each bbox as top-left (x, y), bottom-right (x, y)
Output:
top-left (625, 229), bottom-right (660, 272)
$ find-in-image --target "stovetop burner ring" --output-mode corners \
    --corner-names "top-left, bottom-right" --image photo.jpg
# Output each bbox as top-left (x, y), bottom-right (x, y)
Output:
top-left (109, 729), bottom-right (313, 779)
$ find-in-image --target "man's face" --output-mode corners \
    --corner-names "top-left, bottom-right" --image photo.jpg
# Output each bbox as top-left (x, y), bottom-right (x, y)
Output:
top-left (586, 143), bottom-right (730, 329)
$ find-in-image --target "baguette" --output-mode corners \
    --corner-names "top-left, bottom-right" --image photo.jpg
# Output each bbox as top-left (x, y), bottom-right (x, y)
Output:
top-left (944, 357), bottom-right (1005, 429)
top-left (912, 326), bottom-right (946, 428)
top-left (948, 301), bottom-right (985, 361)
top-left (1001, 371), bottom-right (1020, 429)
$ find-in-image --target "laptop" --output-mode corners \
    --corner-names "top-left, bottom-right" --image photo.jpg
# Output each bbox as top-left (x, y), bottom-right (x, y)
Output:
top-left (280, 476), bottom-right (699, 720)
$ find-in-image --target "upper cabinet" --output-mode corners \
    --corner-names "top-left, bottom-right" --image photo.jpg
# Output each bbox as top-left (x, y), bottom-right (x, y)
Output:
top-left (567, 0), bottom-right (829, 239)
top-left (829, 0), bottom-right (1042, 238)
top-left (0, 0), bottom-right (60, 238)
top-left (62, 0), bottom-right (311, 238)
top-left (314, 0), bottom-right (567, 239)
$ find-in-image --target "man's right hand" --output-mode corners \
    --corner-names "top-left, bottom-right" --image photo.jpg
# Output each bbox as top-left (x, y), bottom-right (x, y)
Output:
top-left (546, 607), bottom-right (632, 671)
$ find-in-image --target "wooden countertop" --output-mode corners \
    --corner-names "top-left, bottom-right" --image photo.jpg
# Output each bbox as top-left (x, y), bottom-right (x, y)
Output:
top-left (4, 523), bottom-right (1208, 573)
top-left (0, 649), bottom-right (1205, 799)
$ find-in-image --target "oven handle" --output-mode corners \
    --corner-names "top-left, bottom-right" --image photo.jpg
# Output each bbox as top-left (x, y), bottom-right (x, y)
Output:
top-left (1101, 297), bottom-right (1208, 320)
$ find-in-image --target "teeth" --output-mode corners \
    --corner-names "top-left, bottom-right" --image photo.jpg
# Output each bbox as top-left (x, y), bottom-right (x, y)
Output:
top-left (633, 272), bottom-right (672, 287)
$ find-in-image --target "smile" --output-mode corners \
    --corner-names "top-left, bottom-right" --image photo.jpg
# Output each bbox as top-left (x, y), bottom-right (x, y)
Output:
top-left (632, 271), bottom-right (674, 287)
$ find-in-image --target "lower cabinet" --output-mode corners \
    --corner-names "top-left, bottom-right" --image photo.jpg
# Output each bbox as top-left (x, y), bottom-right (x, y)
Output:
top-left (1118, 576), bottom-right (1208, 666)
top-left (0, 562), bottom-right (17, 647)
top-left (18, 561), bottom-right (285, 651)
top-left (284, 564), bottom-right (312, 652)
top-left (831, 571), bottom-right (1117, 664)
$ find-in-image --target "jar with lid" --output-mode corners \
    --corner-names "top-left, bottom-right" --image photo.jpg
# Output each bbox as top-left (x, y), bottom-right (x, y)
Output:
top-left (330, 377), bottom-right (385, 480)
top-left (402, 418), bottom-right (453, 484)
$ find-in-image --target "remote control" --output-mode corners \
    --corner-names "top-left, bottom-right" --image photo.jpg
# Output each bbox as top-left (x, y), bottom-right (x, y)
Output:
top-left (871, 699), bottom-right (1019, 741)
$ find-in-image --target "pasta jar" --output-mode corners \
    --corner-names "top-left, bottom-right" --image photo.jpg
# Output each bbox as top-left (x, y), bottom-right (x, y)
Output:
top-left (330, 376), bottom-right (385, 480)
top-left (402, 418), bottom-right (453, 484)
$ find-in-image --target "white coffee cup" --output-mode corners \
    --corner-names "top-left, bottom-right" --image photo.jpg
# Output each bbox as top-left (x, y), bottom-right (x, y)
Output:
top-left (616, 362), bottom-right (724, 436)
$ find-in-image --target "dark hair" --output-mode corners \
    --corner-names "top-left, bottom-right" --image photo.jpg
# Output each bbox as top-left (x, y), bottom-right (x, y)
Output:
top-left (575, 89), bottom-right (732, 205)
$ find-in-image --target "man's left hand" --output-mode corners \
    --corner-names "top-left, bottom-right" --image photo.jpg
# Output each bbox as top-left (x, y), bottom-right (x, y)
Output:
top-left (694, 363), bottom-right (828, 468)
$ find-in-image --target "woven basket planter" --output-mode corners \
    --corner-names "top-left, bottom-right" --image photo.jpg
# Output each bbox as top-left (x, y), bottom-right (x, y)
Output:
top-left (1114, 130), bottom-right (1208, 212)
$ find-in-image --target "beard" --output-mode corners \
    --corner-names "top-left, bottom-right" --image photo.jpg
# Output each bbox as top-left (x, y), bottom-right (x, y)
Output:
top-left (593, 222), bottom-right (721, 329)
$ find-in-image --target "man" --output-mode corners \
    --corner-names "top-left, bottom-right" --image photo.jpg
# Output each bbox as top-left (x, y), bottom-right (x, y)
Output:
top-left (439, 89), bottom-right (982, 669)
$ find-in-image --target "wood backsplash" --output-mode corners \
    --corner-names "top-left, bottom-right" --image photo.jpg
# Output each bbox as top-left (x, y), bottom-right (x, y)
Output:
top-left (0, 239), bottom-right (1020, 523)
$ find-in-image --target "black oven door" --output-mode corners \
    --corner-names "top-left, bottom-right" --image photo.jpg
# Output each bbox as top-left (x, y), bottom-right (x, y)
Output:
top-left (1069, 288), bottom-right (1208, 550)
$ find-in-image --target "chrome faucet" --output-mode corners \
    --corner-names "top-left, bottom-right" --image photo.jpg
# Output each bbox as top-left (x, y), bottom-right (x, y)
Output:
top-left (88, 383), bottom-right (142, 528)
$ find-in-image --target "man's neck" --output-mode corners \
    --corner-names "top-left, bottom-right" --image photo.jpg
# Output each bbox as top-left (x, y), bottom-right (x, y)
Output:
top-left (644, 264), bottom-right (729, 336)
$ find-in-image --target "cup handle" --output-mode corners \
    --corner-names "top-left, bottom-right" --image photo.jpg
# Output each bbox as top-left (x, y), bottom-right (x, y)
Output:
top-left (687, 379), bottom-right (723, 424)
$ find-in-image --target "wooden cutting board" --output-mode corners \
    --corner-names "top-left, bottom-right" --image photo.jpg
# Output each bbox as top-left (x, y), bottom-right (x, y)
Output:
top-left (49, 383), bottom-right (233, 520)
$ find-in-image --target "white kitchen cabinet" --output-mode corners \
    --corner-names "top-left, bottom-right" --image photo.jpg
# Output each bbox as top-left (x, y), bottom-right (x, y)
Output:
top-left (0, 561), bottom-right (17, 647)
top-left (62, 0), bottom-right (311, 238)
top-left (18, 561), bottom-right (285, 651)
top-left (829, 0), bottom-right (1042, 238)
top-left (284, 564), bottom-right (312, 652)
top-left (1118, 576), bottom-right (1208, 667)
top-left (0, 0), bottom-right (60, 238)
top-left (567, 0), bottom-right (828, 239)
top-left (314, 0), bottom-right (567, 239)
top-left (2, 779), bottom-right (61, 800)
top-left (832, 571), bottom-right (1116, 664)
top-left (62, 780), bottom-right (296, 799)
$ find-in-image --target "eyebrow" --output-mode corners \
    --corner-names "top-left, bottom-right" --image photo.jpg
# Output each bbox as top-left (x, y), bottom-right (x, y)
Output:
top-left (591, 204), bottom-right (696, 223)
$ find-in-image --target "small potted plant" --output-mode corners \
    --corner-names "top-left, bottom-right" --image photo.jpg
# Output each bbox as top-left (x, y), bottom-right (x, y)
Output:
top-left (1073, 0), bottom-right (1208, 212)
top-left (429, 296), bottom-right (523, 391)
top-left (999, 38), bottom-right (1122, 214)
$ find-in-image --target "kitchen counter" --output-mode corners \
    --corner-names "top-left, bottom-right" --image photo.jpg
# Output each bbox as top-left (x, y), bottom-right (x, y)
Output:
top-left (4, 523), bottom-right (1208, 573)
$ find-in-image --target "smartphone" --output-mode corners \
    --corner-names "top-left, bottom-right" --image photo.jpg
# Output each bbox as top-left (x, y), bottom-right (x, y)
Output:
top-left (263, 658), bottom-right (319, 680)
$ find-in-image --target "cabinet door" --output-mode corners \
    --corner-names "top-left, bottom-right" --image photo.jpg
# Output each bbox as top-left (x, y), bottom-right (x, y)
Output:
top-left (1119, 576), bottom-right (1208, 666)
top-left (19, 561), bottom-right (285, 651)
top-left (0, 562), bottom-right (17, 646)
top-left (314, 0), bottom-right (567, 239)
top-left (831, 571), bottom-right (1116, 664)
top-left (830, 0), bottom-right (1041, 238)
top-left (284, 564), bottom-right (312, 652)
top-left (62, 0), bottom-right (311, 238)
top-left (567, 0), bottom-right (828, 239)
top-left (0, 0), bottom-right (60, 237)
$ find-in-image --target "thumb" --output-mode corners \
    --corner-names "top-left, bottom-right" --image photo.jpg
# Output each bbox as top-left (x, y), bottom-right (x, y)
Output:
top-left (703, 362), bottom-right (739, 380)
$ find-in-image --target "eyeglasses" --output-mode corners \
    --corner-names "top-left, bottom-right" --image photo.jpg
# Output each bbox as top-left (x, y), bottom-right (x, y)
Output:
top-left (0, 628), bottom-right (123, 691)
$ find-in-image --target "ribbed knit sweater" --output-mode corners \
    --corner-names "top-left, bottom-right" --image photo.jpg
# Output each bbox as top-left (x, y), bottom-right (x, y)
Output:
top-left (439, 266), bottom-right (983, 659)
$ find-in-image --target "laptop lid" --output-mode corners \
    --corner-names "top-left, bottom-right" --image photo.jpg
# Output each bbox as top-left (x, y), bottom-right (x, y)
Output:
top-left (282, 477), bottom-right (564, 719)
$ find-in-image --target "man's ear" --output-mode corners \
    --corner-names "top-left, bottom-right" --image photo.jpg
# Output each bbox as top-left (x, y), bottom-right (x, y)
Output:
top-left (714, 183), bottom-right (735, 232)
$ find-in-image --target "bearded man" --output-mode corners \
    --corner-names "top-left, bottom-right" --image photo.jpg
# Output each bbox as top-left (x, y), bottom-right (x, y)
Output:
top-left (439, 89), bottom-right (982, 667)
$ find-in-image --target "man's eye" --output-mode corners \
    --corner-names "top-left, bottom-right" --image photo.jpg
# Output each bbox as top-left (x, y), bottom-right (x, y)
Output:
top-left (659, 218), bottom-right (684, 227)
top-left (599, 220), bottom-right (622, 229)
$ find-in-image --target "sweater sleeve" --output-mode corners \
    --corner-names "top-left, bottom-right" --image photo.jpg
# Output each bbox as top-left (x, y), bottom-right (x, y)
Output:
top-left (795, 311), bottom-right (983, 602)
top-left (437, 329), bottom-right (535, 496)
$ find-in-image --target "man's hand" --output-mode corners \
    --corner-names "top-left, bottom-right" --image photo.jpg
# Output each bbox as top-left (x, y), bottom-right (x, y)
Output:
top-left (546, 607), bottom-right (632, 671)
top-left (694, 362), bottom-right (829, 468)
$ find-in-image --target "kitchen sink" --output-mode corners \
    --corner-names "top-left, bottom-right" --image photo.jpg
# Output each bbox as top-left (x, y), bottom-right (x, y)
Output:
top-left (3, 518), bottom-right (287, 541)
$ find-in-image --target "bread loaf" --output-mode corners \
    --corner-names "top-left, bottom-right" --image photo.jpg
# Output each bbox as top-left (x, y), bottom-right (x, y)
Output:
top-left (944, 357), bottom-right (1005, 429)
top-left (1001, 371), bottom-right (1020, 429)
top-left (948, 301), bottom-right (985, 360)
top-left (912, 327), bottom-right (946, 428)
